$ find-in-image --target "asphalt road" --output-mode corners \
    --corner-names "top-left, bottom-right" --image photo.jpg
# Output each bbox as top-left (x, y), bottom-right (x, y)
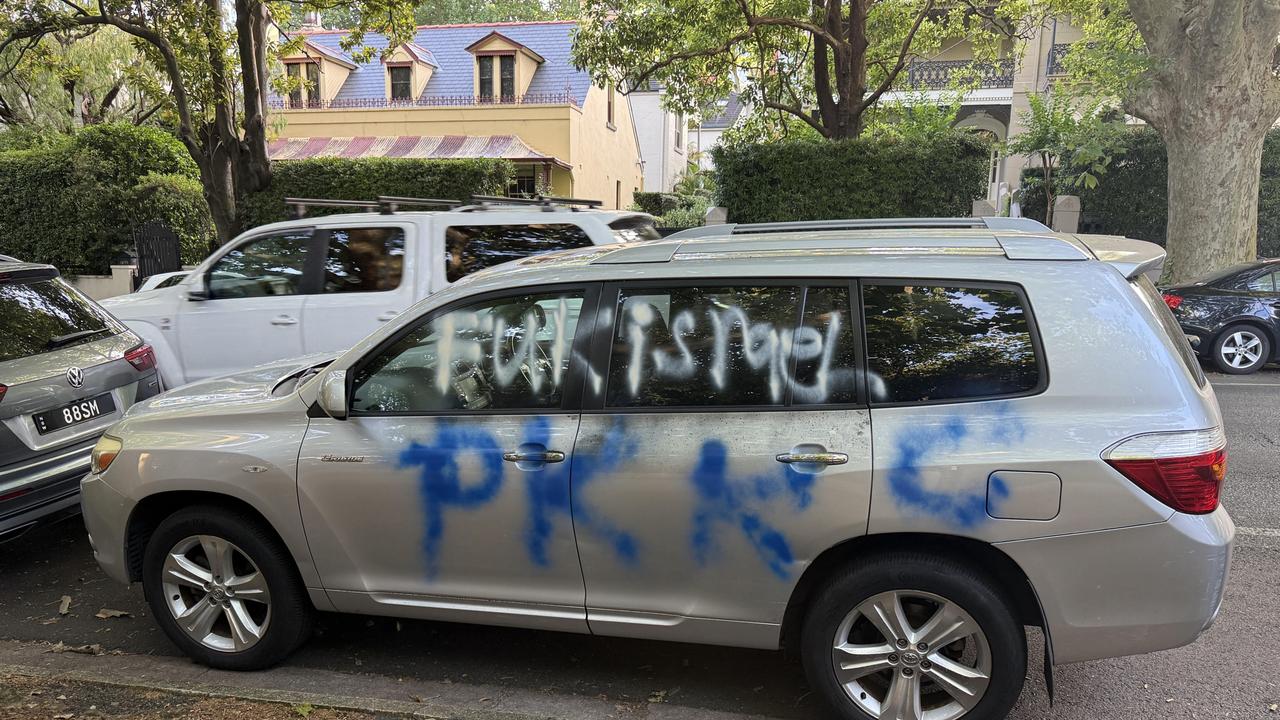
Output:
top-left (0, 368), bottom-right (1277, 719)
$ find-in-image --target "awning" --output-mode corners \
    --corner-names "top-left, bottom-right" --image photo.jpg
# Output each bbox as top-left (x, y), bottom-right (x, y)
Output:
top-left (268, 135), bottom-right (570, 169)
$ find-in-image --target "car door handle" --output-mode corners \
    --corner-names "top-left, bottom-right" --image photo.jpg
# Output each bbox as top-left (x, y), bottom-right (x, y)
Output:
top-left (503, 450), bottom-right (566, 464)
top-left (270, 315), bottom-right (298, 326)
top-left (376, 310), bottom-right (400, 322)
top-left (776, 451), bottom-right (848, 466)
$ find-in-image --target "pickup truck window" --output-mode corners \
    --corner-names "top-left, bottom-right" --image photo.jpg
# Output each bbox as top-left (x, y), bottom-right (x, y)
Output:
top-left (208, 231), bottom-right (312, 299)
top-left (444, 224), bottom-right (592, 282)
top-left (323, 227), bottom-right (405, 293)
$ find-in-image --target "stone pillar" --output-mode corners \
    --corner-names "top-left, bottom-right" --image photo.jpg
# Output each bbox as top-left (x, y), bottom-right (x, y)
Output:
top-left (972, 199), bottom-right (996, 217)
top-left (704, 206), bottom-right (729, 225)
top-left (1052, 195), bottom-right (1081, 233)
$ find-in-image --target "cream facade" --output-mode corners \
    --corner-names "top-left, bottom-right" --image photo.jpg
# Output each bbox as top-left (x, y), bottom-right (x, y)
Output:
top-left (269, 21), bottom-right (643, 208)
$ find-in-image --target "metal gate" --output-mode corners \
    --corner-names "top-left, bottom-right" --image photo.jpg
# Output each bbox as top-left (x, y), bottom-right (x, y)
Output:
top-left (132, 220), bottom-right (181, 288)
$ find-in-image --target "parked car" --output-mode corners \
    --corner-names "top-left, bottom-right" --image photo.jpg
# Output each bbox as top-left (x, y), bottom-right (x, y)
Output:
top-left (100, 199), bottom-right (659, 388)
top-left (0, 263), bottom-right (161, 541)
top-left (134, 270), bottom-right (189, 293)
top-left (82, 218), bottom-right (1231, 720)
top-left (1161, 258), bottom-right (1280, 374)
top-left (0, 254), bottom-right (20, 262)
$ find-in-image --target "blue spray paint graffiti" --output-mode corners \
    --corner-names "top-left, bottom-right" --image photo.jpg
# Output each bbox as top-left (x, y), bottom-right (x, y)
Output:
top-left (886, 405), bottom-right (1026, 527)
top-left (690, 440), bottom-right (816, 580)
top-left (399, 418), bottom-right (639, 577)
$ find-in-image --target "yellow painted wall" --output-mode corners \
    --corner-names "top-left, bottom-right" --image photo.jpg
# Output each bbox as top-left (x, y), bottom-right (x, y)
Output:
top-left (569, 84), bottom-right (643, 208)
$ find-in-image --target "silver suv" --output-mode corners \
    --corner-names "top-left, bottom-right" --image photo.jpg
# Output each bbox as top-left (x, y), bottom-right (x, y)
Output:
top-left (81, 219), bottom-right (1233, 720)
top-left (1, 263), bottom-right (160, 541)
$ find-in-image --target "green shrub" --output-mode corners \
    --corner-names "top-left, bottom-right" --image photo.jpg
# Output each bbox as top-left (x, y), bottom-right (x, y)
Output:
top-left (0, 124), bottom-right (202, 273)
top-left (632, 191), bottom-right (679, 216)
top-left (1021, 127), bottom-right (1280, 258)
top-left (241, 157), bottom-right (514, 228)
top-left (130, 173), bottom-right (216, 265)
top-left (711, 133), bottom-right (991, 224)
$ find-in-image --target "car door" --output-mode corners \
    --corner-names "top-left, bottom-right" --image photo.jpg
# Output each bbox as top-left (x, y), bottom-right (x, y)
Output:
top-left (572, 281), bottom-right (873, 645)
top-left (176, 229), bottom-right (314, 382)
top-left (300, 224), bottom-right (418, 354)
top-left (297, 284), bottom-right (599, 631)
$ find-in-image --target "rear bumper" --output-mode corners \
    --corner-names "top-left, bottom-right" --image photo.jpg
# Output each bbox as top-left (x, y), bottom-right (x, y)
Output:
top-left (0, 440), bottom-right (94, 540)
top-left (999, 506), bottom-right (1234, 665)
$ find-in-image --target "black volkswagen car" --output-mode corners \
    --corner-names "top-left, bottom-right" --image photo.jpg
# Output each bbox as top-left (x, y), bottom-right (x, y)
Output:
top-left (1162, 259), bottom-right (1280, 374)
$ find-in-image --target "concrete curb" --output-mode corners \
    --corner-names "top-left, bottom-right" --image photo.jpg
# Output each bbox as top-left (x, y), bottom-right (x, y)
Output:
top-left (0, 639), bottom-right (781, 720)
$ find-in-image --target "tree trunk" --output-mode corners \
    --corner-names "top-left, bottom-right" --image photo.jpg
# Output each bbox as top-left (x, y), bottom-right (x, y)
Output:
top-left (1163, 129), bottom-right (1264, 284)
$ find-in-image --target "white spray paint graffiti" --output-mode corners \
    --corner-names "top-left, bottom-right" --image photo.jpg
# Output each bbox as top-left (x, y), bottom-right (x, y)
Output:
top-left (433, 298), bottom-right (576, 394)
top-left (621, 299), bottom-right (850, 404)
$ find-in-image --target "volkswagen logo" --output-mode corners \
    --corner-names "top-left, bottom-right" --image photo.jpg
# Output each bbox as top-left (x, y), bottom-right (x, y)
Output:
top-left (65, 366), bottom-right (84, 389)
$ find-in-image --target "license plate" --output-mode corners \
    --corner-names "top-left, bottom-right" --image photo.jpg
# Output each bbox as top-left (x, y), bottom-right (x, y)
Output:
top-left (32, 393), bottom-right (116, 435)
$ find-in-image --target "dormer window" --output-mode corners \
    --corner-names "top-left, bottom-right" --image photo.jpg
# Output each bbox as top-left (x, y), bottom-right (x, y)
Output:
top-left (466, 31), bottom-right (544, 103)
top-left (499, 55), bottom-right (515, 100)
top-left (380, 43), bottom-right (437, 104)
top-left (278, 40), bottom-right (356, 109)
top-left (285, 61), bottom-right (321, 108)
top-left (478, 56), bottom-right (494, 100)
top-left (389, 65), bottom-right (412, 101)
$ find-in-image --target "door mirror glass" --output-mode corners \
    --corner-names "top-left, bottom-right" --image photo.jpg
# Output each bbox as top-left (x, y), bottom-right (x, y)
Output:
top-left (186, 277), bottom-right (209, 301)
top-left (318, 369), bottom-right (348, 419)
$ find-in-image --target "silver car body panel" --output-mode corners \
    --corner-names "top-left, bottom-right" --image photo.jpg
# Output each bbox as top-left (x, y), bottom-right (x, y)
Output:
top-left (83, 227), bottom-right (1232, 665)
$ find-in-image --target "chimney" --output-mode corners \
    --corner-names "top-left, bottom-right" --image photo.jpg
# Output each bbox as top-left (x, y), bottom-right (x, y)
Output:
top-left (300, 10), bottom-right (323, 31)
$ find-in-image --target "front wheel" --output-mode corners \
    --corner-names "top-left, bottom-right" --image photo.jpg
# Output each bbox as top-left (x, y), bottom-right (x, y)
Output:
top-left (801, 553), bottom-right (1026, 720)
top-left (1212, 325), bottom-right (1270, 374)
top-left (142, 506), bottom-right (313, 670)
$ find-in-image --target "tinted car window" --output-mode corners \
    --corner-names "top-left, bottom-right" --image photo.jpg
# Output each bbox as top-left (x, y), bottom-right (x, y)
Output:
top-left (606, 285), bottom-right (801, 408)
top-left (793, 286), bottom-right (859, 405)
top-left (209, 231), bottom-right (312, 299)
top-left (610, 216), bottom-right (663, 242)
top-left (323, 227), bottom-right (405, 293)
top-left (1132, 276), bottom-right (1207, 387)
top-left (351, 290), bottom-right (585, 413)
top-left (444, 224), bottom-right (592, 282)
top-left (155, 274), bottom-right (187, 289)
top-left (1246, 271), bottom-right (1278, 292)
top-left (863, 284), bottom-right (1040, 403)
top-left (0, 277), bottom-right (122, 362)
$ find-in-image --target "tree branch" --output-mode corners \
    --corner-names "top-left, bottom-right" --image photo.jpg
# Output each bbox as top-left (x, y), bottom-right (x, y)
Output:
top-left (857, 0), bottom-right (933, 115)
top-left (1128, 0), bottom-right (1180, 58)
top-left (762, 98), bottom-right (830, 137)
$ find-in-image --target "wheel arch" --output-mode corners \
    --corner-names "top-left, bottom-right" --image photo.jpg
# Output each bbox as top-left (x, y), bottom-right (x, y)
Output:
top-left (781, 533), bottom-right (1047, 657)
top-left (124, 490), bottom-right (289, 584)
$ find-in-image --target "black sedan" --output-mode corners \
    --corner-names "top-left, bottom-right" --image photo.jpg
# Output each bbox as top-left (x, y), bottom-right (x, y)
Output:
top-left (1162, 259), bottom-right (1280, 374)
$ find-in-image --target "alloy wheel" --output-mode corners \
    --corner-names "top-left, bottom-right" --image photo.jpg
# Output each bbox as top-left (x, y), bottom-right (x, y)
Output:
top-left (161, 535), bottom-right (271, 652)
top-left (1220, 330), bottom-right (1264, 370)
top-left (831, 589), bottom-right (991, 720)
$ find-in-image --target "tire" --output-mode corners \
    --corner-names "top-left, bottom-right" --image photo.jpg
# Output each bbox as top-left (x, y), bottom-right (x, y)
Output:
top-left (800, 553), bottom-right (1026, 720)
top-left (1212, 325), bottom-right (1271, 374)
top-left (142, 505), bottom-right (313, 670)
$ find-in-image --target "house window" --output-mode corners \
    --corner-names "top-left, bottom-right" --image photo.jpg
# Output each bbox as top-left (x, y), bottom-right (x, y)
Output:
top-left (674, 111), bottom-right (684, 150)
top-left (305, 62), bottom-right (321, 107)
top-left (607, 84), bottom-right (615, 127)
top-left (286, 63), bottom-right (303, 108)
top-left (507, 166), bottom-right (538, 197)
top-left (500, 55), bottom-right (515, 101)
top-left (478, 55), bottom-right (494, 100)
top-left (389, 66), bottom-right (412, 102)
top-left (615, 180), bottom-right (622, 209)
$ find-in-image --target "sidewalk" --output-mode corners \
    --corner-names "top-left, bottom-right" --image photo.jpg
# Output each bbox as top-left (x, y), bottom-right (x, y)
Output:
top-left (0, 639), bottom-right (777, 720)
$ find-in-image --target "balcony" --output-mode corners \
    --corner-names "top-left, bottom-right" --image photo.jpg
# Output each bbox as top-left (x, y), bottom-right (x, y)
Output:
top-left (903, 59), bottom-right (1016, 90)
top-left (268, 92), bottom-right (581, 111)
top-left (1047, 43), bottom-right (1072, 76)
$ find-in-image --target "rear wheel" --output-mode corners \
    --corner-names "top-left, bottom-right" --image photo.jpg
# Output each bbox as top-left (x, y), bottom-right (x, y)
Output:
top-left (142, 506), bottom-right (312, 670)
top-left (801, 554), bottom-right (1026, 720)
top-left (1212, 325), bottom-right (1270, 374)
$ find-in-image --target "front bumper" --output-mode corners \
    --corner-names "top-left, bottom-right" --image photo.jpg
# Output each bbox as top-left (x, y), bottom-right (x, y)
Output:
top-left (0, 440), bottom-right (95, 540)
top-left (79, 471), bottom-right (134, 585)
top-left (999, 505), bottom-right (1234, 665)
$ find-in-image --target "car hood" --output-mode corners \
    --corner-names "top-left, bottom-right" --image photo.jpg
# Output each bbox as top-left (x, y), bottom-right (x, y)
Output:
top-left (126, 353), bottom-right (337, 417)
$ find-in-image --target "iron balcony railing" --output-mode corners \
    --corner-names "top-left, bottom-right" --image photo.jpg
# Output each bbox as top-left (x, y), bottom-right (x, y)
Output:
top-left (904, 58), bottom-right (1016, 90)
top-left (269, 92), bottom-right (580, 110)
top-left (1047, 43), bottom-right (1072, 76)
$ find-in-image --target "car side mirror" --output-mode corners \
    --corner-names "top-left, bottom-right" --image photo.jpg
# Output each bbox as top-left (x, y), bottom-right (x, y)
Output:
top-left (318, 370), bottom-right (348, 420)
top-left (186, 276), bottom-right (209, 301)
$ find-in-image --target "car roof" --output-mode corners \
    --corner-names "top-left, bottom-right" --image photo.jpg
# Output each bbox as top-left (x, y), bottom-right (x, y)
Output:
top-left (0, 261), bottom-right (58, 278)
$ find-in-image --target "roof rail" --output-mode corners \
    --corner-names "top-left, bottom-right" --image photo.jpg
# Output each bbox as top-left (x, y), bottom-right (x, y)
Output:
top-left (726, 217), bottom-right (1051, 235)
top-left (376, 195), bottom-right (461, 211)
top-left (285, 197), bottom-right (381, 219)
top-left (468, 194), bottom-right (603, 211)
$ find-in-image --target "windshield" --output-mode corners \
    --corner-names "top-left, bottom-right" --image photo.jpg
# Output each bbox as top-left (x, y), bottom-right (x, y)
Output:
top-left (1192, 262), bottom-right (1257, 288)
top-left (0, 277), bottom-right (123, 362)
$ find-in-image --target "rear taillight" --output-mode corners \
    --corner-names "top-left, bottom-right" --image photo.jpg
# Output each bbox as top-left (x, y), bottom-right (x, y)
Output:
top-left (1104, 428), bottom-right (1227, 514)
top-left (1162, 293), bottom-right (1183, 310)
top-left (125, 344), bottom-right (156, 372)
top-left (0, 384), bottom-right (6, 404)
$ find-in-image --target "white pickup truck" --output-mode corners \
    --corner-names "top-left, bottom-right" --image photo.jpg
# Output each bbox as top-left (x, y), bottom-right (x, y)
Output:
top-left (102, 199), bottom-right (658, 387)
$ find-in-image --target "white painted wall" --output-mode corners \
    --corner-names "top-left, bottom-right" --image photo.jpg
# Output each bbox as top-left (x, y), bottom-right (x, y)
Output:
top-left (628, 90), bottom-right (686, 193)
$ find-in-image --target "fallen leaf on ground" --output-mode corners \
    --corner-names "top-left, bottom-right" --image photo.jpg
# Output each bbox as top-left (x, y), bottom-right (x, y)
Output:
top-left (45, 642), bottom-right (106, 656)
top-left (1268, 703), bottom-right (1277, 712)
top-left (292, 703), bottom-right (314, 718)
top-left (95, 608), bottom-right (131, 619)
top-left (58, 596), bottom-right (72, 615)
top-left (648, 690), bottom-right (667, 704)
top-left (52, 713), bottom-right (73, 719)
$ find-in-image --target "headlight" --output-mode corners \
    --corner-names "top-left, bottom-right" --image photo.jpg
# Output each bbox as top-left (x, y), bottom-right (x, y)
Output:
top-left (91, 435), bottom-right (123, 474)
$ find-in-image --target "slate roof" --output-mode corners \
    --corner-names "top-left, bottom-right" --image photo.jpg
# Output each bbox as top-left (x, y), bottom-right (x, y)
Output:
top-left (699, 92), bottom-right (744, 129)
top-left (294, 21), bottom-right (588, 105)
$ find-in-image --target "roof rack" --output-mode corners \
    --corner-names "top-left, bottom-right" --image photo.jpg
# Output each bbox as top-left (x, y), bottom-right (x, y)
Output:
top-left (285, 197), bottom-right (381, 218)
top-left (726, 217), bottom-right (1051, 235)
top-left (377, 196), bottom-right (461, 212)
top-left (467, 194), bottom-right (603, 211)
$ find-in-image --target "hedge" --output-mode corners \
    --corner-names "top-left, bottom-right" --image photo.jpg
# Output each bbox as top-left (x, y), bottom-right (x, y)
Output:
top-left (0, 124), bottom-right (207, 273)
top-left (240, 157), bottom-right (514, 228)
top-left (631, 191), bottom-right (680, 217)
top-left (711, 134), bottom-right (991, 224)
top-left (1021, 128), bottom-right (1280, 258)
